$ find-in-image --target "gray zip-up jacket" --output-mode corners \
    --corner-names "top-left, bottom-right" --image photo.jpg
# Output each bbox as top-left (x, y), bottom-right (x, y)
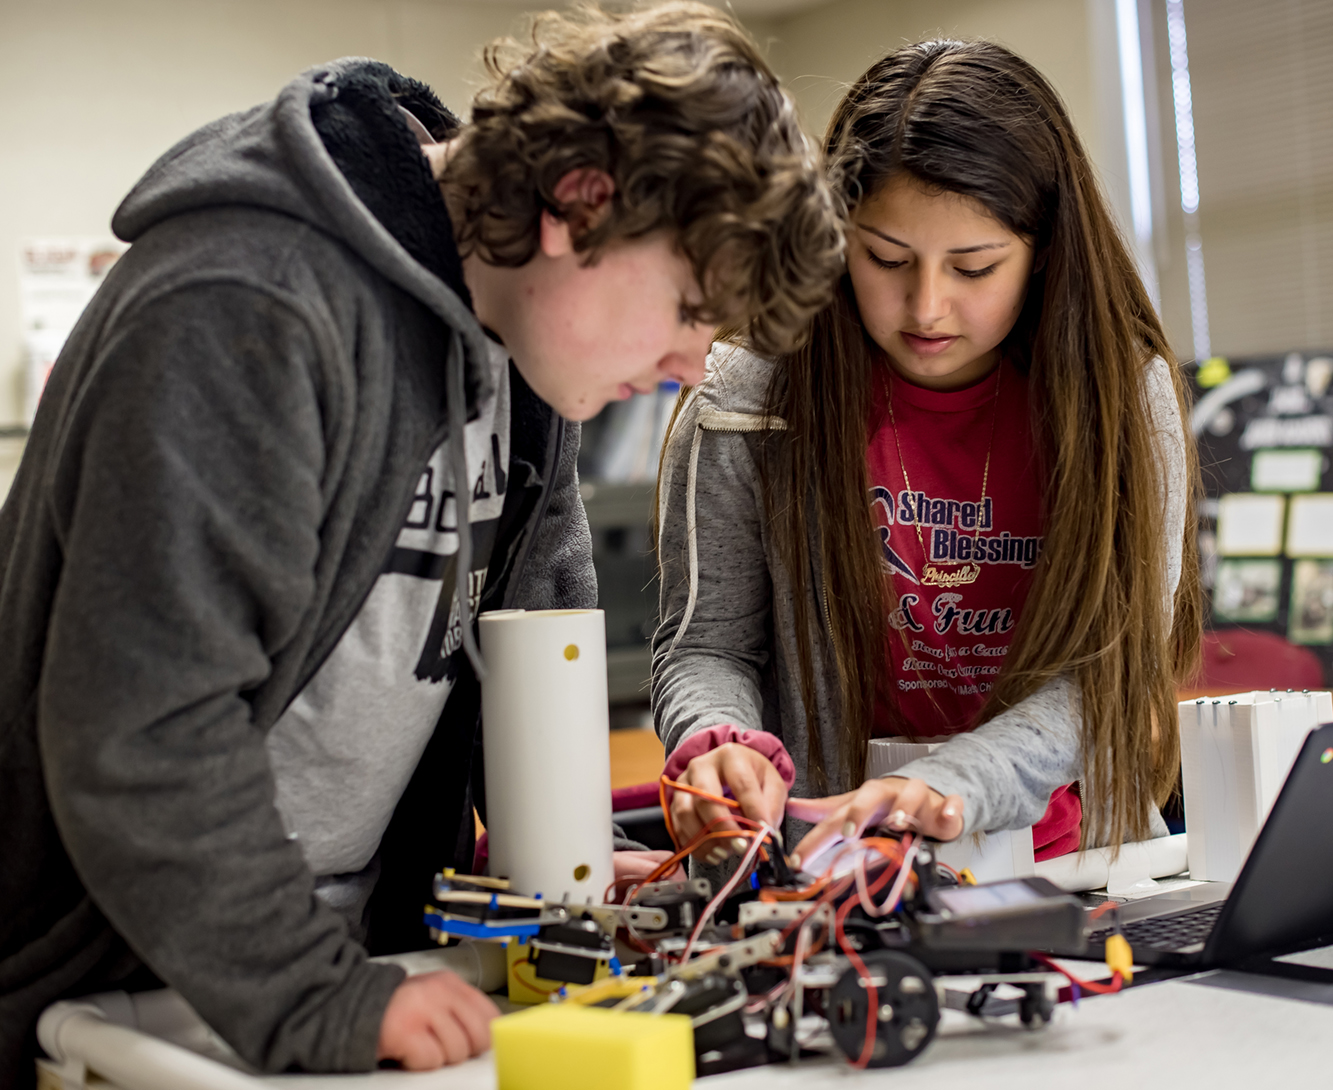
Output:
top-left (653, 344), bottom-right (1183, 846)
top-left (0, 59), bottom-right (594, 1085)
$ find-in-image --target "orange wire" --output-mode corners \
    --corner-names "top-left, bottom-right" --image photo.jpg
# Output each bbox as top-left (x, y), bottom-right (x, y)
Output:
top-left (509, 952), bottom-right (561, 996)
top-left (661, 774), bottom-right (742, 811)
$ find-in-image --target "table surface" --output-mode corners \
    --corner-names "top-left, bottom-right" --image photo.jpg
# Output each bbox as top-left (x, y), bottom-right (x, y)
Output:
top-left (253, 948), bottom-right (1333, 1090)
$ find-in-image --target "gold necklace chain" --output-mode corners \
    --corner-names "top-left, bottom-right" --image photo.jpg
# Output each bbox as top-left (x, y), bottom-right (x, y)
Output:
top-left (885, 363), bottom-right (1003, 588)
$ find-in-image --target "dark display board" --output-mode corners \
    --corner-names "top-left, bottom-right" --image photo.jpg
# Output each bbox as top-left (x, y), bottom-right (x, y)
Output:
top-left (1190, 351), bottom-right (1333, 682)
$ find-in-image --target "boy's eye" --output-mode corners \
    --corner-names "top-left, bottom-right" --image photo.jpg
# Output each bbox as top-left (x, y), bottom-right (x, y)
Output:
top-left (957, 264), bottom-right (998, 279)
top-left (679, 300), bottom-right (711, 327)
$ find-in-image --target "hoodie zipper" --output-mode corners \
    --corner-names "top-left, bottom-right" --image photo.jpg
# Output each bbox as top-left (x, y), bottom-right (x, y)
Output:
top-left (500, 413), bottom-right (564, 609)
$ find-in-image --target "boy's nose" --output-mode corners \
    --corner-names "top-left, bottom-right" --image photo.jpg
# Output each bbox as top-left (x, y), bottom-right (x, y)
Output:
top-left (660, 330), bottom-right (710, 386)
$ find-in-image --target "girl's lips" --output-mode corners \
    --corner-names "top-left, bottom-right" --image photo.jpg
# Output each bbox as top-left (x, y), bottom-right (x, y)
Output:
top-left (901, 332), bottom-right (959, 357)
top-left (617, 383), bottom-right (635, 400)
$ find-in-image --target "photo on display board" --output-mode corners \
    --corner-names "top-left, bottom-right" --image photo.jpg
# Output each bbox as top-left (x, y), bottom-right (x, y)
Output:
top-left (1213, 558), bottom-right (1283, 623)
top-left (1289, 559), bottom-right (1333, 645)
top-left (1285, 493), bottom-right (1333, 557)
top-left (1215, 492), bottom-right (1286, 556)
top-left (1250, 448), bottom-right (1323, 493)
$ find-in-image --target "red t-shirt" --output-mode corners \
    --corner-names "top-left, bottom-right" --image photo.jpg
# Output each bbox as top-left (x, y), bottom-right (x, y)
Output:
top-left (866, 360), bottom-right (1080, 859)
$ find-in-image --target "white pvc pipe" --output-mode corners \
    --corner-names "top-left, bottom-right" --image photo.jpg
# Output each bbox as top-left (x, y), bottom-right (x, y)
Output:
top-left (38, 1000), bottom-right (261, 1090)
top-left (479, 608), bottom-right (614, 902)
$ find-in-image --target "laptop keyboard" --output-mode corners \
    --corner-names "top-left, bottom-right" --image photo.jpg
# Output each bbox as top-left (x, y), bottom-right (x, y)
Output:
top-left (1089, 902), bottom-right (1225, 951)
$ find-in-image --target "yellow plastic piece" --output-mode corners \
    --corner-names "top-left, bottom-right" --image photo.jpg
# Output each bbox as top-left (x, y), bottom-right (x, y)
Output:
top-left (493, 1003), bottom-right (694, 1090)
top-left (958, 868), bottom-right (978, 886)
top-left (1104, 933), bottom-right (1134, 983)
top-left (504, 937), bottom-right (609, 1004)
top-left (1196, 356), bottom-right (1232, 388)
top-left (562, 974), bottom-right (659, 1006)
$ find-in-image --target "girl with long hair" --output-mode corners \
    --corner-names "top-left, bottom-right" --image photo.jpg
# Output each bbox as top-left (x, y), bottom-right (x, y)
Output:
top-left (652, 39), bottom-right (1201, 872)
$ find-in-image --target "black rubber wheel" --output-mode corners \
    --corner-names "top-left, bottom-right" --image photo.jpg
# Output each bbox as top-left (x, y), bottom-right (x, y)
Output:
top-left (1019, 983), bottom-right (1054, 1028)
top-left (828, 951), bottom-right (939, 1067)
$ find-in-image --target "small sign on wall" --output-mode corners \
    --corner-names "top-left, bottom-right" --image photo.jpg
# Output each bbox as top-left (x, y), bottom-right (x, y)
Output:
top-left (18, 238), bottom-right (126, 424)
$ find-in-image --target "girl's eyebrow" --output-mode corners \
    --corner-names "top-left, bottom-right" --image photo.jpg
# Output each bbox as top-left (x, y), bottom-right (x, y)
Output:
top-left (856, 222), bottom-right (1011, 254)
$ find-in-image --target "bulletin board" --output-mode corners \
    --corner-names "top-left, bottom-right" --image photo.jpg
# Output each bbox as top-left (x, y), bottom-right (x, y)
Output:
top-left (1190, 351), bottom-right (1333, 682)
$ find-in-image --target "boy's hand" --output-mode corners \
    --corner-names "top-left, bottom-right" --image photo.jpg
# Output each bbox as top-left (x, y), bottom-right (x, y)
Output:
top-left (377, 969), bottom-right (499, 1069)
top-left (787, 777), bottom-right (964, 871)
top-left (672, 743), bottom-right (788, 866)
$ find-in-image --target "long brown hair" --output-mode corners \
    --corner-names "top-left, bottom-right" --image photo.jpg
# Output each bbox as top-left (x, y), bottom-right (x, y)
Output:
top-left (762, 40), bottom-right (1202, 845)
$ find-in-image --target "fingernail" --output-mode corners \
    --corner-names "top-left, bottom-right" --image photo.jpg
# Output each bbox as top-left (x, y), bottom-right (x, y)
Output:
top-left (789, 853), bottom-right (801, 870)
top-left (731, 837), bottom-right (748, 854)
top-left (841, 820), bottom-right (858, 839)
top-left (706, 847), bottom-right (726, 865)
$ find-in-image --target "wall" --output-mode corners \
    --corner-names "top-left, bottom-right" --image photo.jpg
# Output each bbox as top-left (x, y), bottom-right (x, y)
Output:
top-left (758, 0), bottom-right (1152, 331)
top-left (760, 0), bottom-right (1106, 159)
top-left (0, 0), bottom-right (535, 433)
top-left (0, 0), bottom-right (1121, 482)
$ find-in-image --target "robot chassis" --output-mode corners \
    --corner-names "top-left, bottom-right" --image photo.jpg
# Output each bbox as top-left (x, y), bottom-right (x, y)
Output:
top-left (425, 838), bottom-right (1091, 1074)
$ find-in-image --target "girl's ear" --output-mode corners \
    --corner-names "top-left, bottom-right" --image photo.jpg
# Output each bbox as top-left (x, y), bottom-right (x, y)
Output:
top-left (1032, 246), bottom-right (1050, 275)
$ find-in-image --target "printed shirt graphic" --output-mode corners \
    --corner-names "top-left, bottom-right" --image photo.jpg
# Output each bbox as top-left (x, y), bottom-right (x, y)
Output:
top-left (267, 342), bottom-right (511, 881)
top-left (867, 360), bottom-right (1044, 736)
top-left (868, 361), bottom-right (1081, 858)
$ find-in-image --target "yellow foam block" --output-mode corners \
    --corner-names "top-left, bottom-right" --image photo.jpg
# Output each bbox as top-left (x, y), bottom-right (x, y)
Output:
top-left (493, 1003), bottom-right (694, 1090)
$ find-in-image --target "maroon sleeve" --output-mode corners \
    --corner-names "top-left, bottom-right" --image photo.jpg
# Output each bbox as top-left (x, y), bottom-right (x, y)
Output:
top-left (1032, 783), bottom-right (1083, 861)
top-left (662, 723), bottom-right (796, 789)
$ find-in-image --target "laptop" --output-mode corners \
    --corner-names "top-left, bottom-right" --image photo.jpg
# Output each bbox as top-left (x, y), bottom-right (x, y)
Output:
top-left (1079, 721), bottom-right (1333, 971)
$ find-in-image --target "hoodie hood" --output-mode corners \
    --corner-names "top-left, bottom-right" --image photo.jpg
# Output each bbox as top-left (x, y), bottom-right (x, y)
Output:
top-left (112, 58), bottom-right (494, 674)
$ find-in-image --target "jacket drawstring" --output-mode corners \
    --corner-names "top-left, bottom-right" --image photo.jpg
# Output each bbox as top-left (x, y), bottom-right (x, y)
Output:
top-left (667, 408), bottom-right (787, 656)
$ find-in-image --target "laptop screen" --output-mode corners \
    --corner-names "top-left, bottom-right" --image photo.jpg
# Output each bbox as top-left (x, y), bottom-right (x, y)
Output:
top-left (1206, 722), bottom-right (1333, 964)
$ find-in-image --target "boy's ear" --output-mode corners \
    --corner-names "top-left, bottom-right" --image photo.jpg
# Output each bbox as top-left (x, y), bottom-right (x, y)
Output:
top-left (540, 168), bottom-right (616, 257)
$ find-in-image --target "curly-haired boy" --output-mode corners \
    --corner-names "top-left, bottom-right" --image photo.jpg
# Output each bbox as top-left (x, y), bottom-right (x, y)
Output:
top-left (0, 2), bottom-right (844, 1084)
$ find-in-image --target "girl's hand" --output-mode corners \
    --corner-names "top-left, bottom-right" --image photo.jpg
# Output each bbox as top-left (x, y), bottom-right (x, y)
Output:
top-left (671, 743), bottom-right (788, 866)
top-left (787, 777), bottom-right (965, 871)
top-left (613, 849), bottom-right (686, 888)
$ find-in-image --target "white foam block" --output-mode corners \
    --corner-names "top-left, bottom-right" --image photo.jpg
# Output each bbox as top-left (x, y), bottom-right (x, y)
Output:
top-left (1178, 690), bottom-right (1327, 882)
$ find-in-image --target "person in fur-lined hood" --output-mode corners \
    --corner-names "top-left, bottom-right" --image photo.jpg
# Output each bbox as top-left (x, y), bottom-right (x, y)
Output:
top-left (0, 6), bottom-right (844, 1084)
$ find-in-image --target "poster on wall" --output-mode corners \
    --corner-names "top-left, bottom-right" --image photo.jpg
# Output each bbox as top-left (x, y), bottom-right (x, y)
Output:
top-left (1191, 351), bottom-right (1333, 683)
top-left (18, 238), bottom-right (126, 424)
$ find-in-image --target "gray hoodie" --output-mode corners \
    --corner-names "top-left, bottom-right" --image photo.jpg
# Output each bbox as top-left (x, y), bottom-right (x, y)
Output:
top-left (0, 59), bottom-right (594, 1084)
top-left (653, 344), bottom-right (1182, 848)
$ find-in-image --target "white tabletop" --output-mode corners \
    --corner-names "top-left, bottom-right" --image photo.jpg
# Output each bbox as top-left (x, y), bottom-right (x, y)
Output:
top-left (258, 952), bottom-right (1333, 1090)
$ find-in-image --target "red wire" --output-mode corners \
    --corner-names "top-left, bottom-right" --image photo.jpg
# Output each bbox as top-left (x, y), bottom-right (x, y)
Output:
top-left (832, 857), bottom-right (898, 1068)
top-left (1030, 952), bottom-right (1124, 995)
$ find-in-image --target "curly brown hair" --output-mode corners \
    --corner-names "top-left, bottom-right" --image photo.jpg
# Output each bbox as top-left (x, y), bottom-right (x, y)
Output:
top-left (444, 1), bottom-right (844, 356)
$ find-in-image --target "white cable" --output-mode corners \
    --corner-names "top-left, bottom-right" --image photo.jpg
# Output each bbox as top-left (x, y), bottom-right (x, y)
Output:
top-left (880, 835), bottom-right (920, 916)
top-left (679, 823), bottom-right (772, 963)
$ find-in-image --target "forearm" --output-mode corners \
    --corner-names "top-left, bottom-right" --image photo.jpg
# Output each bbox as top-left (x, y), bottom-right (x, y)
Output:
top-left (889, 676), bottom-right (1082, 835)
